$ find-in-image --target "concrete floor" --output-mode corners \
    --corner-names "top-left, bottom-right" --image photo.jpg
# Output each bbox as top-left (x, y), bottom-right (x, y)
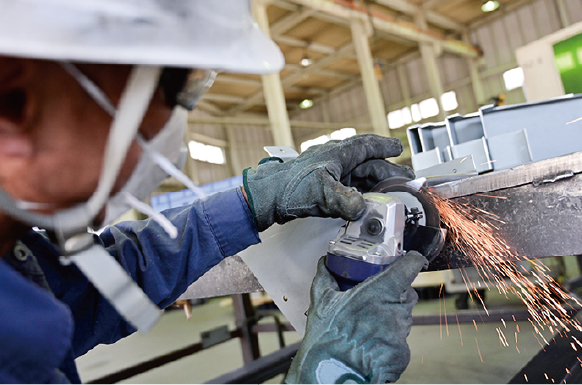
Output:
top-left (75, 290), bottom-right (559, 384)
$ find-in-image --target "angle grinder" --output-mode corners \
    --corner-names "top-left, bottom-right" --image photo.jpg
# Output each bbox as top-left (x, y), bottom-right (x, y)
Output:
top-left (325, 176), bottom-right (446, 291)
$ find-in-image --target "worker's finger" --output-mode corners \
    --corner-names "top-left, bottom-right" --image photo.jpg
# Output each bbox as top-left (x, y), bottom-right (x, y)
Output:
top-left (356, 251), bottom-right (427, 303)
top-left (343, 159), bottom-right (415, 192)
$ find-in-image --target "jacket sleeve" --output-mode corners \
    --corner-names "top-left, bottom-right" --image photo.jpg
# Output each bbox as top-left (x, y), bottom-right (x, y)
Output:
top-left (39, 188), bottom-right (260, 357)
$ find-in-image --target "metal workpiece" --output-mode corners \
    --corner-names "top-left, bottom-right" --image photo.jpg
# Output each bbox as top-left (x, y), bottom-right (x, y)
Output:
top-left (430, 151), bottom-right (582, 199)
top-left (428, 152), bottom-right (582, 271)
top-left (177, 255), bottom-right (263, 300)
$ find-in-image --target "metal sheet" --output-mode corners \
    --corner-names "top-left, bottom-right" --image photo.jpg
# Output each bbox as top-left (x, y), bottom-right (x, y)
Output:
top-left (239, 217), bottom-right (346, 336)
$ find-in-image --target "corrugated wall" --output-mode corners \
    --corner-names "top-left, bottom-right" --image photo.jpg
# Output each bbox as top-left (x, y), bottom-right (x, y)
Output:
top-left (190, 0), bottom-right (582, 182)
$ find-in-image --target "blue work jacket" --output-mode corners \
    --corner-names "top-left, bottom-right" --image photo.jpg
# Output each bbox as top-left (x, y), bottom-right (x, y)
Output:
top-left (0, 188), bottom-right (260, 383)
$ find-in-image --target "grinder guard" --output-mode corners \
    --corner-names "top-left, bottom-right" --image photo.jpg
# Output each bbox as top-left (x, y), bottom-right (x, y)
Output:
top-left (326, 177), bottom-right (445, 290)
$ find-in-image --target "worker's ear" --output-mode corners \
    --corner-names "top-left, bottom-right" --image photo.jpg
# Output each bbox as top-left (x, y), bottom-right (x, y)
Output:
top-left (0, 57), bottom-right (34, 158)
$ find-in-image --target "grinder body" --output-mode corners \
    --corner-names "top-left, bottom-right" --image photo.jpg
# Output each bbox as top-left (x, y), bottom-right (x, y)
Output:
top-left (325, 178), bottom-right (445, 291)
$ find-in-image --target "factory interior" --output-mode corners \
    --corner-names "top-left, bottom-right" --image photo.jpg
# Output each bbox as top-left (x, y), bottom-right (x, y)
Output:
top-left (21, 0), bottom-right (582, 383)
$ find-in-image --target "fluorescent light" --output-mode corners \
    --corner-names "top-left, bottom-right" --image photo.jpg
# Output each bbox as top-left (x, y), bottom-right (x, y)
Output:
top-left (481, 0), bottom-right (499, 12)
top-left (300, 99), bottom-right (314, 109)
top-left (300, 56), bottom-right (312, 67)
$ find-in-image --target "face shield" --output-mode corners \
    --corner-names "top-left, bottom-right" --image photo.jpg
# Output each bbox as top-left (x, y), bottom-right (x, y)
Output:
top-left (59, 62), bottom-right (214, 234)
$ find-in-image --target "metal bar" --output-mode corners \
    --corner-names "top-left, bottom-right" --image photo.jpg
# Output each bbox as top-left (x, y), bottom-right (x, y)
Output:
top-left (252, 322), bottom-right (296, 333)
top-left (232, 294), bottom-right (261, 364)
top-left (205, 341), bottom-right (301, 384)
top-left (88, 330), bottom-right (241, 384)
top-left (509, 312), bottom-right (582, 383)
top-left (412, 308), bottom-right (578, 326)
top-left (431, 152), bottom-right (582, 199)
top-left (350, 17), bottom-right (389, 136)
top-left (286, 0), bottom-right (480, 57)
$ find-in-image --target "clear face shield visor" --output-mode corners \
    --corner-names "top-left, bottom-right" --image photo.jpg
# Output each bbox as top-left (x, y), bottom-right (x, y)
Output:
top-left (158, 67), bottom-right (217, 111)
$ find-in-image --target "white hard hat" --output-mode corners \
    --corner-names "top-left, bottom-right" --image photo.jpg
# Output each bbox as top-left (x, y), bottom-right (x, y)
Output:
top-left (0, 0), bottom-right (284, 74)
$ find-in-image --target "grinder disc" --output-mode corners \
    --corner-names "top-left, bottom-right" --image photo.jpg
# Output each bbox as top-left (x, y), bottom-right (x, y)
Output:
top-left (370, 176), bottom-right (440, 228)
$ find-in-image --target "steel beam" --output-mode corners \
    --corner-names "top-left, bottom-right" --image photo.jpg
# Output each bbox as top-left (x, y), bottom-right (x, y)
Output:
top-left (285, 0), bottom-right (480, 58)
top-left (350, 17), bottom-right (389, 136)
top-left (429, 152), bottom-right (582, 271)
top-left (374, 0), bottom-right (464, 32)
top-left (253, 1), bottom-right (295, 147)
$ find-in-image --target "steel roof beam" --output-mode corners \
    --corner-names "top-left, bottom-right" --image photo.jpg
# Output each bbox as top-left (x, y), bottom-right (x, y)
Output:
top-left (284, 0), bottom-right (480, 58)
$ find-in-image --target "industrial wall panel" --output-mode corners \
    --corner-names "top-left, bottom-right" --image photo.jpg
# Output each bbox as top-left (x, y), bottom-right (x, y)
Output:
top-left (349, 86), bottom-right (367, 119)
top-left (534, 0), bottom-right (561, 36)
top-left (483, 74), bottom-right (505, 100)
top-left (438, 54), bottom-right (469, 85)
top-left (516, 5), bottom-right (541, 44)
top-left (475, 25), bottom-right (498, 68)
top-left (503, 13), bottom-right (525, 52)
top-left (490, 19), bottom-right (513, 66)
top-left (566, 0), bottom-right (582, 22)
top-left (406, 58), bottom-right (429, 97)
top-left (195, 160), bottom-right (231, 186)
top-left (380, 68), bottom-right (402, 106)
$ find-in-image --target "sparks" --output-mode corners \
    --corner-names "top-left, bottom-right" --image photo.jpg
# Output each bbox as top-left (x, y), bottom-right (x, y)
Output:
top-left (475, 337), bottom-right (483, 362)
top-left (427, 191), bottom-right (582, 346)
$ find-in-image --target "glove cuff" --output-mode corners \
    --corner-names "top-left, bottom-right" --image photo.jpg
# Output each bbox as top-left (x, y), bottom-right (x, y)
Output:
top-left (242, 167), bottom-right (260, 229)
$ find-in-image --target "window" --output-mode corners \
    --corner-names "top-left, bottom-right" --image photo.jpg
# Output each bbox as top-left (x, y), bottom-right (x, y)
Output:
top-left (419, 97), bottom-right (440, 119)
top-left (401, 107), bottom-right (412, 125)
top-left (300, 135), bottom-right (330, 152)
top-left (503, 67), bottom-right (524, 91)
top-left (188, 140), bottom-right (225, 164)
top-left (300, 128), bottom-right (357, 152)
top-left (330, 128), bottom-right (357, 140)
top-left (411, 104), bottom-right (421, 122)
top-left (388, 110), bottom-right (405, 129)
top-left (441, 91), bottom-right (458, 112)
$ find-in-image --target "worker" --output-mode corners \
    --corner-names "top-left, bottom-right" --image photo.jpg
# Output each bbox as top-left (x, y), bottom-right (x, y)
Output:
top-left (0, 1), bottom-right (427, 383)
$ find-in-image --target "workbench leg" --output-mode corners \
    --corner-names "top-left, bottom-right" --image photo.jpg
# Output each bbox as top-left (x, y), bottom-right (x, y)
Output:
top-left (232, 294), bottom-right (261, 364)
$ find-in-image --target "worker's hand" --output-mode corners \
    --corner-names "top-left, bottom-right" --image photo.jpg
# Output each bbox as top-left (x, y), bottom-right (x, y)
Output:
top-left (285, 251), bottom-right (427, 384)
top-left (243, 134), bottom-right (414, 231)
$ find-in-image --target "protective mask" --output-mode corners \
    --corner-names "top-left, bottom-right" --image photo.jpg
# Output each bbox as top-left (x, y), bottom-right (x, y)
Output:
top-left (101, 107), bottom-right (190, 228)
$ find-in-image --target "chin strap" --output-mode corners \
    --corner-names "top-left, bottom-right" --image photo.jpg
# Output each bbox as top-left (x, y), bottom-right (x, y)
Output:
top-left (59, 232), bottom-right (161, 333)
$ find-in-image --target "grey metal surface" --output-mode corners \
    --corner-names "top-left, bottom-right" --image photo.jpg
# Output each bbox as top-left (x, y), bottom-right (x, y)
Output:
top-left (406, 125), bottom-right (422, 155)
top-left (450, 137), bottom-right (492, 173)
top-left (428, 172), bottom-right (582, 271)
top-left (178, 255), bottom-right (263, 300)
top-left (430, 151), bottom-right (582, 199)
top-left (411, 149), bottom-right (442, 171)
top-left (415, 156), bottom-right (478, 186)
top-left (446, 113), bottom-right (484, 145)
top-left (480, 94), bottom-right (582, 163)
top-left (487, 129), bottom-right (532, 170)
top-left (419, 122), bottom-right (452, 163)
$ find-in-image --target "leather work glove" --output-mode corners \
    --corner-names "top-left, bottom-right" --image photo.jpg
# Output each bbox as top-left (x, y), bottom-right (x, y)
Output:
top-left (285, 251), bottom-right (427, 384)
top-left (243, 134), bottom-right (414, 231)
